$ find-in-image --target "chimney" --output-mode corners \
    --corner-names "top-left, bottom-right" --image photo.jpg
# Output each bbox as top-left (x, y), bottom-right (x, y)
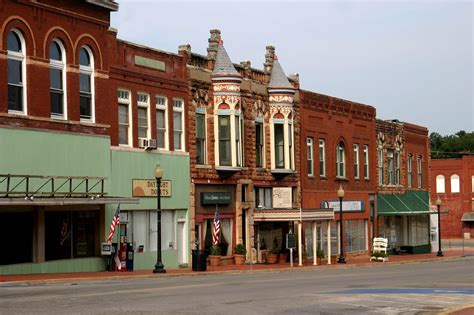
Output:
top-left (264, 45), bottom-right (275, 74)
top-left (207, 29), bottom-right (221, 60)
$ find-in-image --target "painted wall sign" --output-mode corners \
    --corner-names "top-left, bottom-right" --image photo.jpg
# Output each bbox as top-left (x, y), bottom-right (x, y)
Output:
top-left (321, 200), bottom-right (364, 212)
top-left (201, 192), bottom-right (231, 205)
top-left (132, 179), bottom-right (171, 197)
top-left (273, 187), bottom-right (292, 208)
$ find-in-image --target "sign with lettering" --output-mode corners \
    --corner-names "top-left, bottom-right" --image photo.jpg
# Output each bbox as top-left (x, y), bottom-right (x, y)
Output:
top-left (201, 192), bottom-right (231, 205)
top-left (273, 187), bottom-right (292, 209)
top-left (321, 200), bottom-right (364, 212)
top-left (286, 233), bottom-right (296, 249)
top-left (132, 179), bottom-right (171, 197)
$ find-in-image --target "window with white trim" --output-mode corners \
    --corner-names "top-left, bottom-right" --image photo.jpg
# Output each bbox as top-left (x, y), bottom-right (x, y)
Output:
top-left (307, 137), bottom-right (314, 176)
top-left (235, 113), bottom-right (243, 166)
top-left (218, 114), bottom-right (231, 166)
top-left (407, 154), bottom-right (413, 188)
top-left (7, 29), bottom-right (26, 114)
top-left (395, 150), bottom-right (400, 185)
top-left (354, 144), bottom-right (360, 179)
top-left (79, 46), bottom-right (94, 121)
top-left (196, 110), bottom-right (206, 164)
top-left (118, 89), bottom-right (131, 146)
top-left (173, 99), bottom-right (184, 151)
top-left (319, 139), bottom-right (326, 177)
top-left (137, 93), bottom-right (150, 139)
top-left (450, 174), bottom-right (460, 193)
top-left (336, 141), bottom-right (346, 178)
top-left (363, 145), bottom-right (369, 179)
top-left (436, 175), bottom-right (445, 193)
top-left (288, 122), bottom-right (293, 169)
top-left (49, 39), bottom-right (66, 119)
top-left (378, 148), bottom-right (384, 185)
top-left (274, 123), bottom-right (285, 169)
top-left (387, 149), bottom-right (394, 185)
top-left (417, 156), bottom-right (423, 188)
top-left (255, 121), bottom-right (264, 168)
top-left (156, 96), bottom-right (168, 149)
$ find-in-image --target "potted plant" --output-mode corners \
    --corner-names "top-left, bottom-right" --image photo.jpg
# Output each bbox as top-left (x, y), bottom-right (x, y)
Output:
top-left (370, 251), bottom-right (389, 262)
top-left (209, 245), bottom-right (221, 266)
top-left (234, 244), bottom-right (246, 265)
top-left (267, 247), bottom-right (279, 264)
top-left (279, 250), bottom-right (288, 264)
top-left (316, 248), bottom-right (325, 265)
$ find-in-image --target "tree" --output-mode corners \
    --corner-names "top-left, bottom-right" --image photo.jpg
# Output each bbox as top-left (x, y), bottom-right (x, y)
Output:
top-left (430, 130), bottom-right (474, 159)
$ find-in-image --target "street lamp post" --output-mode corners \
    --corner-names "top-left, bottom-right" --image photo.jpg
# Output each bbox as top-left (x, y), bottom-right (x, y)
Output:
top-left (153, 163), bottom-right (166, 273)
top-left (436, 197), bottom-right (443, 257)
top-left (337, 185), bottom-right (346, 264)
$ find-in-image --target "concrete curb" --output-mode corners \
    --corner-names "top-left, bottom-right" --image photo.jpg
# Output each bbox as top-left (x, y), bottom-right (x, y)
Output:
top-left (439, 304), bottom-right (474, 315)
top-left (1, 254), bottom-right (470, 287)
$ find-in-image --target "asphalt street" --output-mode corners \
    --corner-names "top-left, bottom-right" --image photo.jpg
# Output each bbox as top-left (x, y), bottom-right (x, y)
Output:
top-left (1, 257), bottom-right (473, 314)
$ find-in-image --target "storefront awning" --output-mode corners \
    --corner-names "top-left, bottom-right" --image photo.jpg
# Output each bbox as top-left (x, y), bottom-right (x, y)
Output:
top-left (377, 190), bottom-right (429, 216)
top-left (0, 196), bottom-right (139, 206)
top-left (461, 212), bottom-right (474, 222)
top-left (254, 208), bottom-right (334, 222)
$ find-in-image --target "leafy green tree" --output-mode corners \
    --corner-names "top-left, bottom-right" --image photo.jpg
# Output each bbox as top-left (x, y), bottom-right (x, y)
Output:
top-left (430, 130), bottom-right (474, 159)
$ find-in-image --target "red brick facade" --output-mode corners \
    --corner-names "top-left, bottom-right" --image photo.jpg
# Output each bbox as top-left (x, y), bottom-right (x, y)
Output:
top-left (430, 155), bottom-right (474, 238)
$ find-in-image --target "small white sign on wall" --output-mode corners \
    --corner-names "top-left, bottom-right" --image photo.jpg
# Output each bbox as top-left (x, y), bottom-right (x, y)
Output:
top-left (273, 187), bottom-right (292, 209)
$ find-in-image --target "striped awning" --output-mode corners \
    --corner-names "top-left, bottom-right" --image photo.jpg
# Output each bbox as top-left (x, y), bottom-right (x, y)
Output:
top-left (377, 190), bottom-right (430, 216)
top-left (461, 212), bottom-right (474, 222)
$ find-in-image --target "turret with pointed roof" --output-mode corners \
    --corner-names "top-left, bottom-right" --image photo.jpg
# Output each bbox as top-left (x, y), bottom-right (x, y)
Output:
top-left (212, 39), bottom-right (242, 81)
top-left (268, 55), bottom-right (295, 92)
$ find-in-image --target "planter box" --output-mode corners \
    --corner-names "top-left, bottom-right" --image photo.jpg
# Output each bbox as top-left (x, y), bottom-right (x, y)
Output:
top-left (370, 256), bottom-right (389, 262)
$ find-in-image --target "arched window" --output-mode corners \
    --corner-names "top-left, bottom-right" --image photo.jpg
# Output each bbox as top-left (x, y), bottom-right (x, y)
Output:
top-left (50, 39), bottom-right (66, 118)
top-left (450, 174), bottom-right (460, 193)
top-left (436, 175), bottom-right (445, 193)
top-left (7, 29), bottom-right (27, 113)
top-left (336, 141), bottom-right (346, 178)
top-left (79, 46), bottom-right (94, 121)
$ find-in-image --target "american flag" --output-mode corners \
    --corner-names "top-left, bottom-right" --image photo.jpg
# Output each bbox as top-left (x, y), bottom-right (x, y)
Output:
top-left (107, 204), bottom-right (121, 243)
top-left (212, 209), bottom-right (220, 246)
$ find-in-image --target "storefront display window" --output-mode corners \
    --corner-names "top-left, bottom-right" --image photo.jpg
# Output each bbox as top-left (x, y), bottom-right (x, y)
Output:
top-left (345, 219), bottom-right (367, 253)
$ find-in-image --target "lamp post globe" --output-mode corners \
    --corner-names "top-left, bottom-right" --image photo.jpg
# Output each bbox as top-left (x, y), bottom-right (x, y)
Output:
top-left (436, 197), bottom-right (443, 257)
top-left (337, 185), bottom-right (346, 264)
top-left (153, 163), bottom-right (166, 273)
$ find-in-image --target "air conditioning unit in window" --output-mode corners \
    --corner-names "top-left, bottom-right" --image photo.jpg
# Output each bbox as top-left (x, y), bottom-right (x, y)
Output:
top-left (138, 138), bottom-right (157, 150)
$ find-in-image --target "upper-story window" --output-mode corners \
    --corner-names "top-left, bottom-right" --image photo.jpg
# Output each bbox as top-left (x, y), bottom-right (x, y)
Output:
top-left (235, 112), bottom-right (244, 166)
top-left (7, 29), bottom-right (27, 114)
top-left (255, 120), bottom-right (264, 168)
top-left (407, 154), bottom-right (413, 188)
top-left (436, 175), bottom-right (445, 193)
top-left (378, 148), bottom-right (384, 185)
top-left (173, 99), bottom-right (184, 151)
top-left (79, 46), bottom-right (94, 121)
top-left (196, 109), bottom-right (206, 164)
top-left (117, 90), bottom-right (131, 146)
top-left (336, 141), bottom-right (346, 178)
top-left (307, 137), bottom-right (314, 176)
top-left (319, 139), bottom-right (326, 177)
top-left (137, 93), bottom-right (150, 139)
top-left (255, 187), bottom-right (272, 209)
top-left (395, 150), bottom-right (400, 185)
top-left (363, 145), bottom-right (369, 179)
top-left (450, 174), bottom-right (460, 193)
top-left (274, 123), bottom-right (285, 169)
top-left (156, 96), bottom-right (168, 149)
top-left (218, 114), bottom-right (231, 166)
top-left (417, 156), bottom-right (423, 188)
top-left (49, 39), bottom-right (66, 119)
top-left (387, 149), bottom-right (395, 185)
top-left (354, 144), bottom-right (360, 179)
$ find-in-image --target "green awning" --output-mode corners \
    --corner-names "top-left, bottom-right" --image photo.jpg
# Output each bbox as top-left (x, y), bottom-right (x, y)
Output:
top-left (377, 190), bottom-right (430, 216)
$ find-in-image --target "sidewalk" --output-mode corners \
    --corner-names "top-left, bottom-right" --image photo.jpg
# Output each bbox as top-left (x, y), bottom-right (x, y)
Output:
top-left (1, 249), bottom-right (472, 285)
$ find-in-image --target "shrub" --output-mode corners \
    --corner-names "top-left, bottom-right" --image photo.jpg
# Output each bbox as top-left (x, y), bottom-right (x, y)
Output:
top-left (235, 244), bottom-right (246, 255)
top-left (317, 248), bottom-right (325, 259)
top-left (210, 245), bottom-right (221, 256)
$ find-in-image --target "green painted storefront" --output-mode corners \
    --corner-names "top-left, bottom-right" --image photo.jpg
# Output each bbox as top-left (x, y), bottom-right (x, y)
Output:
top-left (0, 128), bottom-right (190, 275)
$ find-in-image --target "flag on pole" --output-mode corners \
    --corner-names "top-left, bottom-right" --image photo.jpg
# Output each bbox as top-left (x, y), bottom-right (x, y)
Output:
top-left (212, 208), bottom-right (220, 246)
top-left (107, 204), bottom-right (121, 243)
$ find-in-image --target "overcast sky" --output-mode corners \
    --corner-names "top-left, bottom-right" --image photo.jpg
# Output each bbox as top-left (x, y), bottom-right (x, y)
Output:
top-left (111, 0), bottom-right (473, 136)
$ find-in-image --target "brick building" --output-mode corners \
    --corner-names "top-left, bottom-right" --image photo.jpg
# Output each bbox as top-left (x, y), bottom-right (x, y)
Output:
top-left (300, 91), bottom-right (377, 260)
top-left (375, 120), bottom-right (431, 254)
top-left (430, 155), bottom-right (474, 238)
top-left (0, 0), bottom-right (190, 274)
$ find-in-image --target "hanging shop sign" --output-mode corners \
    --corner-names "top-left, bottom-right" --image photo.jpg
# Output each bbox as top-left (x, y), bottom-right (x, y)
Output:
top-left (201, 192), bottom-right (232, 205)
top-left (273, 187), bottom-right (292, 209)
top-left (321, 200), bottom-right (364, 212)
top-left (132, 179), bottom-right (172, 197)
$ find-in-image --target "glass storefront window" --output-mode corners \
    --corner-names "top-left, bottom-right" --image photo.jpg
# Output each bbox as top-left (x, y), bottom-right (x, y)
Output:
top-left (345, 219), bottom-right (367, 253)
